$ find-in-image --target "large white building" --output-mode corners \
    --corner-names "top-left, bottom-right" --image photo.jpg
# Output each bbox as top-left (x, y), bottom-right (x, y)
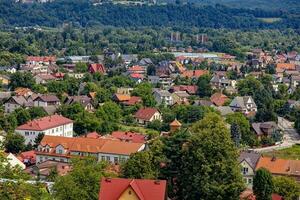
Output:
top-left (36, 135), bottom-right (145, 164)
top-left (15, 114), bottom-right (73, 145)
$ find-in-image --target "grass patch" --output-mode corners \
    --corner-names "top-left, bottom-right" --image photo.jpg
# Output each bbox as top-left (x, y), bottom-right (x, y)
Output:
top-left (257, 18), bottom-right (282, 23)
top-left (119, 124), bottom-right (159, 135)
top-left (263, 144), bottom-right (300, 160)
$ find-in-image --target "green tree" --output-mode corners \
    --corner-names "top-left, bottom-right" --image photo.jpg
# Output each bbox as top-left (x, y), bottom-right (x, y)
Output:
top-left (237, 76), bottom-right (262, 96)
top-left (13, 108), bottom-right (31, 125)
top-left (4, 133), bottom-right (25, 154)
top-left (162, 113), bottom-right (244, 199)
top-left (122, 151), bottom-right (158, 179)
top-left (75, 62), bottom-right (88, 73)
top-left (34, 133), bottom-right (44, 148)
top-left (28, 107), bottom-right (47, 119)
top-left (253, 168), bottom-right (274, 200)
top-left (231, 123), bottom-right (241, 147)
top-left (197, 74), bottom-right (212, 97)
top-left (53, 157), bottom-right (111, 200)
top-left (273, 176), bottom-right (300, 200)
top-left (132, 83), bottom-right (156, 107)
top-left (9, 72), bottom-right (35, 90)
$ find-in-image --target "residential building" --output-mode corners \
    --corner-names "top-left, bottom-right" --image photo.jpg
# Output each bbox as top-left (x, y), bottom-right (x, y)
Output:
top-left (238, 152), bottom-right (261, 188)
top-left (64, 95), bottom-right (94, 111)
top-left (0, 74), bottom-right (10, 86)
top-left (65, 56), bottom-right (90, 63)
top-left (14, 87), bottom-right (33, 97)
top-left (36, 135), bottom-right (145, 164)
top-left (134, 108), bottom-right (162, 125)
top-left (4, 153), bottom-right (26, 170)
top-left (251, 121), bottom-right (279, 140)
top-left (34, 74), bottom-right (56, 84)
top-left (30, 160), bottom-right (71, 180)
top-left (181, 69), bottom-right (208, 79)
top-left (99, 178), bottom-right (167, 200)
top-left (17, 150), bottom-right (36, 166)
top-left (127, 65), bottom-right (146, 74)
top-left (256, 156), bottom-right (300, 182)
top-left (116, 87), bottom-right (133, 95)
top-left (169, 85), bottom-right (198, 95)
top-left (111, 131), bottom-right (146, 143)
top-left (153, 89), bottom-right (173, 106)
top-left (89, 63), bottom-right (106, 74)
top-left (33, 95), bottom-right (60, 107)
top-left (4, 96), bottom-right (32, 113)
top-left (171, 91), bottom-right (190, 105)
top-left (210, 92), bottom-right (229, 107)
top-left (15, 114), bottom-right (73, 144)
top-left (26, 56), bottom-right (56, 65)
top-left (170, 119), bottom-right (182, 133)
top-left (148, 75), bottom-right (173, 89)
top-left (230, 96), bottom-right (257, 115)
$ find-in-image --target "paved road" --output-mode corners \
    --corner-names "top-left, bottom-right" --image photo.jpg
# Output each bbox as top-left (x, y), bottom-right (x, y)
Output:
top-left (252, 117), bottom-right (300, 153)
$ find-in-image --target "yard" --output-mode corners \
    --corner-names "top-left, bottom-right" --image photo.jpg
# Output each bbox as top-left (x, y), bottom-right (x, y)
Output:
top-left (263, 144), bottom-right (300, 160)
top-left (257, 17), bottom-right (282, 23)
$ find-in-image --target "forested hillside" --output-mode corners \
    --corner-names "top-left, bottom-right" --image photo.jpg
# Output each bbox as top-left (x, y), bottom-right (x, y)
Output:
top-left (0, 0), bottom-right (299, 29)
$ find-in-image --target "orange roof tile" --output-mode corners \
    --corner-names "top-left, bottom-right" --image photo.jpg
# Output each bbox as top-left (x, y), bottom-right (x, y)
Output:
top-left (182, 70), bottom-right (209, 78)
top-left (210, 92), bottom-right (229, 106)
top-left (170, 119), bottom-right (182, 127)
top-left (39, 135), bottom-right (144, 156)
top-left (114, 93), bottom-right (131, 102)
top-left (276, 63), bottom-right (296, 71)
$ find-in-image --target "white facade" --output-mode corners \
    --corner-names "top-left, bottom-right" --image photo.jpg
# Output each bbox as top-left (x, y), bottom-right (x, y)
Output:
top-left (136, 111), bottom-right (162, 125)
top-left (16, 123), bottom-right (73, 145)
top-left (5, 102), bottom-right (21, 113)
top-left (6, 153), bottom-right (26, 170)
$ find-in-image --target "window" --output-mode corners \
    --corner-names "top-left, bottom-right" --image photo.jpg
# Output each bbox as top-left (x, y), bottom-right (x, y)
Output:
top-left (56, 128), bottom-right (58, 132)
top-left (101, 156), bottom-right (105, 161)
top-left (52, 129), bottom-right (54, 133)
top-left (25, 132), bottom-right (29, 136)
top-left (58, 149), bottom-right (63, 154)
top-left (114, 157), bottom-right (119, 163)
top-left (242, 167), bottom-right (248, 175)
top-left (106, 156), bottom-right (110, 161)
top-left (248, 178), bottom-right (252, 184)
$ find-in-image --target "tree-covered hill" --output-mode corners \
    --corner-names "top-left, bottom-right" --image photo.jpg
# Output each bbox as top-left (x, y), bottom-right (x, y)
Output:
top-left (0, 0), bottom-right (299, 29)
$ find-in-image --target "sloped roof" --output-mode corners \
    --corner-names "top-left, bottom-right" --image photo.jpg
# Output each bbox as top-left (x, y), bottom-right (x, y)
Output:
top-left (182, 70), bottom-right (208, 78)
top-left (16, 114), bottom-right (73, 131)
top-left (238, 151), bottom-right (261, 170)
top-left (134, 108), bottom-right (159, 121)
top-left (170, 119), bottom-right (182, 127)
top-left (276, 63), bottom-right (296, 71)
top-left (123, 96), bottom-right (142, 106)
top-left (99, 178), bottom-right (167, 200)
top-left (111, 131), bottom-right (146, 143)
top-left (39, 135), bottom-right (144, 155)
top-left (210, 92), bottom-right (229, 106)
top-left (34, 95), bottom-right (60, 102)
top-left (89, 63), bottom-right (106, 74)
top-left (113, 93), bottom-right (131, 102)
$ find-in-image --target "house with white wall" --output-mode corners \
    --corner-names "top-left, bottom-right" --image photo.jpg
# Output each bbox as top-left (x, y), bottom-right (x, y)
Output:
top-left (35, 135), bottom-right (145, 164)
top-left (134, 107), bottom-right (162, 125)
top-left (15, 114), bottom-right (73, 145)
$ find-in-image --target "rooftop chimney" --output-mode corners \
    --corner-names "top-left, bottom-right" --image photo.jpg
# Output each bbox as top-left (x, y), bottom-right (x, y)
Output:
top-left (154, 180), bottom-right (160, 185)
top-left (105, 178), bottom-right (111, 182)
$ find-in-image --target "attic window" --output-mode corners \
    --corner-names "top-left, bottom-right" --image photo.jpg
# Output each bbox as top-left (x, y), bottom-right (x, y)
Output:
top-left (128, 190), bottom-right (132, 195)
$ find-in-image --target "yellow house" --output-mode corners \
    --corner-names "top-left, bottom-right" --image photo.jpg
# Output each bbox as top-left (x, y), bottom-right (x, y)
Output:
top-left (0, 75), bottom-right (10, 86)
top-left (99, 178), bottom-right (167, 200)
top-left (238, 152), bottom-right (261, 188)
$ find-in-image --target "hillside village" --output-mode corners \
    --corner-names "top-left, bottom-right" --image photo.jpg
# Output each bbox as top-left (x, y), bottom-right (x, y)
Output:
top-left (1, 46), bottom-right (300, 199)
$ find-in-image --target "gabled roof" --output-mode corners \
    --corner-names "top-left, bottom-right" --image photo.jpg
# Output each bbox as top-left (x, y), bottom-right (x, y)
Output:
top-left (123, 96), bottom-right (142, 106)
top-left (111, 131), bottom-right (146, 143)
top-left (210, 93), bottom-right (229, 106)
top-left (134, 108), bottom-right (159, 121)
top-left (89, 63), bottom-right (106, 74)
top-left (170, 119), bottom-right (182, 127)
top-left (113, 93), bottom-right (131, 102)
top-left (6, 95), bottom-right (28, 106)
top-left (182, 70), bottom-right (208, 78)
top-left (39, 135), bottom-right (144, 155)
top-left (34, 95), bottom-right (60, 102)
top-left (276, 63), bottom-right (296, 71)
top-left (170, 85), bottom-right (198, 95)
top-left (99, 178), bottom-right (167, 200)
top-left (252, 121), bottom-right (277, 136)
top-left (14, 87), bottom-right (32, 96)
top-left (35, 74), bottom-right (56, 81)
top-left (230, 96), bottom-right (256, 109)
top-left (128, 65), bottom-right (145, 73)
top-left (238, 151), bottom-right (260, 170)
top-left (27, 56), bottom-right (56, 63)
top-left (16, 114), bottom-right (73, 131)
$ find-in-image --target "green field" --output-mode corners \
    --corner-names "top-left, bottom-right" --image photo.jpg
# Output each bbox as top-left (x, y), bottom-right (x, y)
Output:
top-left (257, 18), bottom-right (282, 23)
top-left (263, 144), bottom-right (300, 160)
top-left (119, 124), bottom-right (159, 135)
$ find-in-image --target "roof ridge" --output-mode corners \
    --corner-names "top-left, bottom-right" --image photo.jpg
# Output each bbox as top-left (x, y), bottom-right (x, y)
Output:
top-left (129, 179), bottom-right (145, 200)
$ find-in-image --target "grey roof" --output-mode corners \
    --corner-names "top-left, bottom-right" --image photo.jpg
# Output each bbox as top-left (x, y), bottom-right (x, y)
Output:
top-left (0, 92), bottom-right (12, 100)
top-left (193, 99), bottom-right (213, 106)
top-left (238, 151), bottom-right (261, 170)
top-left (173, 91), bottom-right (190, 98)
top-left (139, 58), bottom-right (153, 66)
top-left (252, 121), bottom-right (277, 136)
top-left (153, 89), bottom-right (172, 97)
top-left (230, 96), bottom-right (257, 109)
top-left (65, 95), bottom-right (92, 107)
top-left (217, 106), bottom-right (234, 116)
top-left (42, 105), bottom-right (58, 115)
top-left (34, 95), bottom-right (60, 102)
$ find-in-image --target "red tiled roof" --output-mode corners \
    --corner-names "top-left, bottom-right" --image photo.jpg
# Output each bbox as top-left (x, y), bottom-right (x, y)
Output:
top-left (52, 72), bottom-right (65, 78)
top-left (123, 96), bottom-right (142, 106)
top-left (240, 189), bottom-right (283, 200)
top-left (130, 73), bottom-right (144, 79)
top-left (81, 131), bottom-right (101, 139)
top-left (39, 135), bottom-right (144, 155)
top-left (170, 119), bottom-right (182, 127)
top-left (26, 56), bottom-right (56, 63)
top-left (210, 92), bottom-right (229, 106)
top-left (170, 85), bottom-right (198, 95)
top-left (17, 150), bottom-right (36, 164)
top-left (182, 70), bottom-right (209, 78)
top-left (134, 108), bottom-right (159, 121)
top-left (276, 63), bottom-right (296, 71)
top-left (14, 87), bottom-right (32, 96)
top-left (111, 131), bottom-right (146, 143)
top-left (128, 65), bottom-right (145, 73)
top-left (16, 114), bottom-right (73, 131)
top-left (99, 178), bottom-right (167, 200)
top-left (89, 63), bottom-right (106, 74)
top-left (113, 93), bottom-right (131, 102)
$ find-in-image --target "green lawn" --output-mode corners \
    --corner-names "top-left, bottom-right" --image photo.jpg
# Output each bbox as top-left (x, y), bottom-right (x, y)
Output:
top-left (257, 18), bottom-right (282, 23)
top-left (119, 124), bottom-right (159, 135)
top-left (263, 144), bottom-right (300, 160)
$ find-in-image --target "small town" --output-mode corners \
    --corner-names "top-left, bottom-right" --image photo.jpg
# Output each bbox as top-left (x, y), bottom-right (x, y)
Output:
top-left (1, 0), bottom-right (300, 199)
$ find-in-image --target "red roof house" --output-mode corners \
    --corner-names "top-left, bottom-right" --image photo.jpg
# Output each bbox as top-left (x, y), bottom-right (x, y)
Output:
top-left (123, 96), bottom-right (142, 106)
top-left (99, 178), bottom-right (167, 200)
top-left (89, 63), bottom-right (106, 74)
top-left (170, 85), bottom-right (198, 95)
top-left (210, 92), bottom-right (229, 106)
top-left (17, 150), bottom-right (36, 165)
top-left (16, 114), bottom-right (73, 131)
top-left (128, 65), bottom-right (145, 74)
top-left (134, 108), bottom-right (162, 125)
top-left (181, 70), bottom-right (208, 78)
top-left (111, 131), bottom-right (146, 143)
